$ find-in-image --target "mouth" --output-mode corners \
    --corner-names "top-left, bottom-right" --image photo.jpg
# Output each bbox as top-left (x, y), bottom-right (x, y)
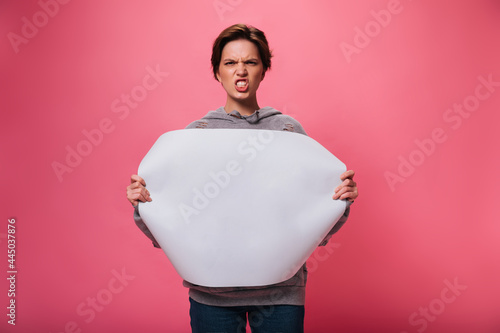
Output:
top-left (234, 79), bottom-right (249, 92)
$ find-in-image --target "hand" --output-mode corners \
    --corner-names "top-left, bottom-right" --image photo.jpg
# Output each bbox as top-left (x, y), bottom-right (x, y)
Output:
top-left (127, 174), bottom-right (152, 207)
top-left (332, 170), bottom-right (358, 202)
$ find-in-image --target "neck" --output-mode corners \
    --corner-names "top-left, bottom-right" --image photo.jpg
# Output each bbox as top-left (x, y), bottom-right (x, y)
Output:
top-left (224, 98), bottom-right (260, 116)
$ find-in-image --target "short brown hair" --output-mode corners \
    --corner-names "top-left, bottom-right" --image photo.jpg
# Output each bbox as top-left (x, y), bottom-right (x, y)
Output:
top-left (211, 24), bottom-right (273, 81)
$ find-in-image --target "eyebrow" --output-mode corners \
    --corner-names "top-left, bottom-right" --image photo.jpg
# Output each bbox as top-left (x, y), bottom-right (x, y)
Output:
top-left (223, 58), bottom-right (259, 62)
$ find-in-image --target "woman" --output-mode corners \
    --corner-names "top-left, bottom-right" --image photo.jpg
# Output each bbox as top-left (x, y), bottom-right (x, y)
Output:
top-left (127, 23), bottom-right (358, 333)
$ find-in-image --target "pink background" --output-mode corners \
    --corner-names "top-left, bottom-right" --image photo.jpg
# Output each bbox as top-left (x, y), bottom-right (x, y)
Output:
top-left (2, 0), bottom-right (500, 332)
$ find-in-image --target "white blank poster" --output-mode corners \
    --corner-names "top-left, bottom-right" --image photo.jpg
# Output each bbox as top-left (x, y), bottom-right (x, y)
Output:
top-left (138, 129), bottom-right (347, 287)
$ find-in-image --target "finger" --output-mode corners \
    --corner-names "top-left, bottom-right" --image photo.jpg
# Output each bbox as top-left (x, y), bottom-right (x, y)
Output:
top-left (137, 193), bottom-right (151, 203)
top-left (343, 179), bottom-right (357, 188)
top-left (139, 188), bottom-right (152, 202)
top-left (130, 174), bottom-right (146, 186)
top-left (340, 189), bottom-right (358, 201)
top-left (340, 186), bottom-right (359, 201)
top-left (134, 188), bottom-right (151, 202)
top-left (333, 186), bottom-right (349, 199)
top-left (127, 181), bottom-right (152, 198)
top-left (127, 192), bottom-right (139, 207)
top-left (333, 186), bottom-right (356, 200)
top-left (129, 181), bottom-right (147, 191)
top-left (334, 179), bottom-right (357, 193)
top-left (132, 186), bottom-right (151, 199)
top-left (127, 187), bottom-right (152, 203)
top-left (128, 192), bottom-right (151, 205)
top-left (340, 170), bottom-right (355, 181)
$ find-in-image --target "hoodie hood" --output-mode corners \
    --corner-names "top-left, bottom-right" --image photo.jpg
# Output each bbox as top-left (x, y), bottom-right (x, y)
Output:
top-left (185, 106), bottom-right (307, 134)
top-left (202, 106), bottom-right (282, 125)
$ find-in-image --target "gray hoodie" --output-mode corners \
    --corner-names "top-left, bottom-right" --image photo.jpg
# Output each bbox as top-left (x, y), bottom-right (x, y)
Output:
top-left (133, 106), bottom-right (351, 306)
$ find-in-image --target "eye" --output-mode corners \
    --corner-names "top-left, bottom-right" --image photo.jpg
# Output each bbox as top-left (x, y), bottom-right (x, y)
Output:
top-left (247, 61), bottom-right (257, 65)
top-left (225, 61), bottom-right (235, 65)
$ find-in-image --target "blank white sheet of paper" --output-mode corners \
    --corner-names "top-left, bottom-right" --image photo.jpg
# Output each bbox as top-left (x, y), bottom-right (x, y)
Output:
top-left (138, 129), bottom-right (347, 287)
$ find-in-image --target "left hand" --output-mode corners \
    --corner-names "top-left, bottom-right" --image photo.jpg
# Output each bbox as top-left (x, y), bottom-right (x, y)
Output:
top-left (332, 170), bottom-right (358, 202)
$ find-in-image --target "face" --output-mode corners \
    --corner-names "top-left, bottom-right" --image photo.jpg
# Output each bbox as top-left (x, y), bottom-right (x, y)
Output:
top-left (216, 39), bottom-right (265, 105)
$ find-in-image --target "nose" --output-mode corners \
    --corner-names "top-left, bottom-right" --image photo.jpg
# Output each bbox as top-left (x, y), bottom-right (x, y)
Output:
top-left (236, 61), bottom-right (247, 75)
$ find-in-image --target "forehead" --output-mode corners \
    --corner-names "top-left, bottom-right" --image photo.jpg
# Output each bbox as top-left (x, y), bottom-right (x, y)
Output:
top-left (221, 39), bottom-right (261, 59)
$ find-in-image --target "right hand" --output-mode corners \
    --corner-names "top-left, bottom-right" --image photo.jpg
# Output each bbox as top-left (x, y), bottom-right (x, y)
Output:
top-left (127, 174), bottom-right (152, 207)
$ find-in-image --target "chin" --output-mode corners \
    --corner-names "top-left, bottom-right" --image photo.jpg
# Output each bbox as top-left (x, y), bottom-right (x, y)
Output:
top-left (233, 95), bottom-right (255, 103)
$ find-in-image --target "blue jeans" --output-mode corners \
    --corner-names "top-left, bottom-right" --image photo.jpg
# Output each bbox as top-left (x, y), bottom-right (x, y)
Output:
top-left (189, 298), bottom-right (305, 333)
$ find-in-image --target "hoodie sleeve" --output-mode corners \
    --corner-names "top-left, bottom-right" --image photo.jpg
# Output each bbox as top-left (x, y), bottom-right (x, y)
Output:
top-left (133, 206), bottom-right (161, 248)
